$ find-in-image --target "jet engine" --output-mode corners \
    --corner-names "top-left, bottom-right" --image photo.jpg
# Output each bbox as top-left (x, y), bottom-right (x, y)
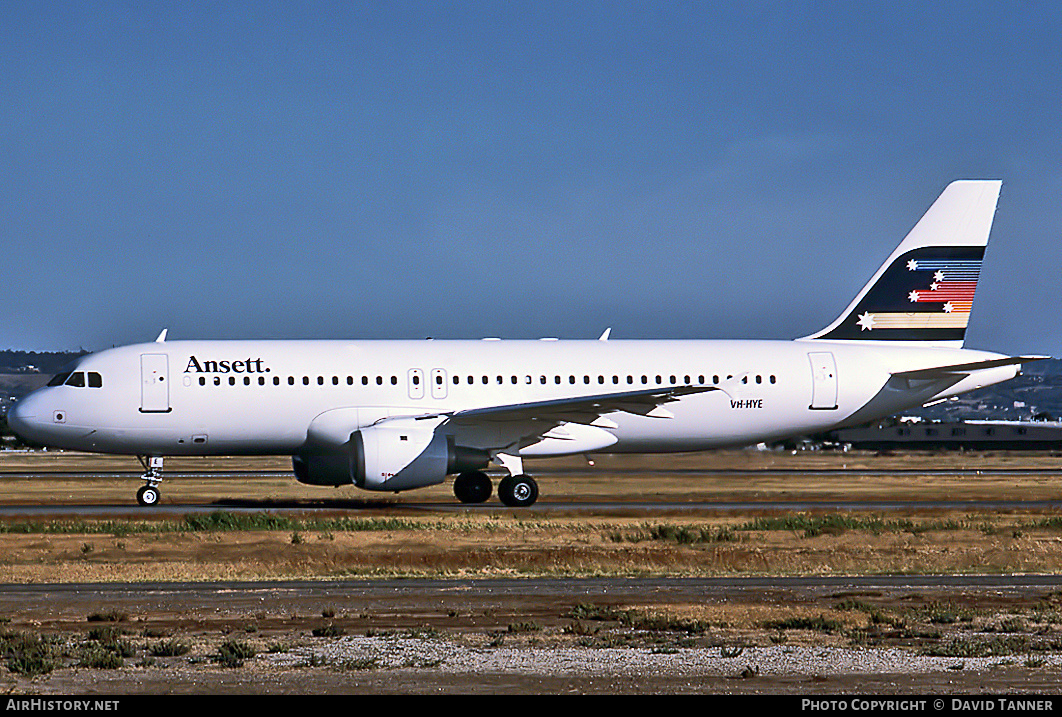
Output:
top-left (293, 417), bottom-right (488, 492)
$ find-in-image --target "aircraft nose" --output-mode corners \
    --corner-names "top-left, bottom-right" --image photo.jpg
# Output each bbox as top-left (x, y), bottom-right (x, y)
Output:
top-left (6, 395), bottom-right (39, 444)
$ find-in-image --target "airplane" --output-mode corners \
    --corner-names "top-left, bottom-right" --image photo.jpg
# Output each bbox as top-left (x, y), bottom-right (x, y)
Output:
top-left (6, 180), bottom-right (1044, 508)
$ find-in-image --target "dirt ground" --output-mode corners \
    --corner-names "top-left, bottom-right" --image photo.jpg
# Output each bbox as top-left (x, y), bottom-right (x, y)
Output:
top-left (1, 448), bottom-right (1062, 694)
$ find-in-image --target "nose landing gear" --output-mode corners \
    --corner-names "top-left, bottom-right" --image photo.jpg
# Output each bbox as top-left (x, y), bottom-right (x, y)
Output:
top-left (136, 456), bottom-right (163, 506)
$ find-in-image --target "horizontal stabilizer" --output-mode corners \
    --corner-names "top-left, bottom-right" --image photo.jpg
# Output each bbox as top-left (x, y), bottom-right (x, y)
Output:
top-left (891, 355), bottom-right (1049, 380)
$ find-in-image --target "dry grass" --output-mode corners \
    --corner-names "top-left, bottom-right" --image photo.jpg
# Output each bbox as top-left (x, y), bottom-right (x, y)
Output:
top-left (0, 508), bottom-right (1057, 583)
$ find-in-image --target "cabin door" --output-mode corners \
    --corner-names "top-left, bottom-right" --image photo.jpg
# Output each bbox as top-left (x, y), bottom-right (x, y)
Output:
top-left (140, 354), bottom-right (171, 413)
top-left (808, 352), bottom-right (838, 410)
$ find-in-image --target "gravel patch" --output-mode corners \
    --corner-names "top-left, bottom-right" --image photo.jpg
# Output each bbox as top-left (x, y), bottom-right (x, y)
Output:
top-left (265, 635), bottom-right (1062, 678)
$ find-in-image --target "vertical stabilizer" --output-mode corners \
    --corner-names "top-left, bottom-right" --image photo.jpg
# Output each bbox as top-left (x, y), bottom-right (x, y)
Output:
top-left (801, 180), bottom-right (1001, 346)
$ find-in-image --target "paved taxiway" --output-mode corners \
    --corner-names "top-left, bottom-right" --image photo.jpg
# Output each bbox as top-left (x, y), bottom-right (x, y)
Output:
top-left (4, 464), bottom-right (1062, 516)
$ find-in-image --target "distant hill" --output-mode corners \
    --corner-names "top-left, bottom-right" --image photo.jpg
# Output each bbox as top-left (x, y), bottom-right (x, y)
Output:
top-left (0, 350), bottom-right (88, 410)
top-left (0, 349), bottom-right (87, 376)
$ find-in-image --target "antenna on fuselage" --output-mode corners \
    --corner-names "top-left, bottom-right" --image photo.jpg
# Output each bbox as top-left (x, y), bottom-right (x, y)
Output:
top-left (155, 329), bottom-right (168, 343)
top-left (598, 328), bottom-right (611, 341)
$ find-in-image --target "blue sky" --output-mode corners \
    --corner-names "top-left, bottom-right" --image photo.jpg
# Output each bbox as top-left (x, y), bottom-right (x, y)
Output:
top-left (3, 1), bottom-right (1061, 354)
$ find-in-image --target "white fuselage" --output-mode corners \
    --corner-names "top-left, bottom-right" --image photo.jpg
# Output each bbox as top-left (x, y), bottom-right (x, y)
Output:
top-left (9, 338), bottom-right (1017, 458)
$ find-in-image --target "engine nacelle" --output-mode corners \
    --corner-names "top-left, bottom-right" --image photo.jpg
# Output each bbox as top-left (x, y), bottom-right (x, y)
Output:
top-left (294, 417), bottom-right (488, 492)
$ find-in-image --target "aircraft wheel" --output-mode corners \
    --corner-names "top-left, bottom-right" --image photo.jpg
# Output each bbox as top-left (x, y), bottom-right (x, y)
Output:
top-left (453, 471), bottom-right (492, 504)
top-left (136, 485), bottom-right (160, 507)
top-left (498, 474), bottom-right (538, 507)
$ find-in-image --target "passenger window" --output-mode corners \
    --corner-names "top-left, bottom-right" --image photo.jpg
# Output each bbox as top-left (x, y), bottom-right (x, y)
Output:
top-left (88, 372), bottom-right (103, 388)
top-left (199, 377), bottom-right (206, 386)
top-left (214, 377), bottom-right (221, 386)
top-left (65, 372), bottom-right (86, 388)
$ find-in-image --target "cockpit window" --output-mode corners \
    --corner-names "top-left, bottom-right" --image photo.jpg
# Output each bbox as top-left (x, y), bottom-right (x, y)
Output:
top-left (88, 372), bottom-right (103, 388)
top-left (47, 372), bottom-right (72, 387)
top-left (65, 372), bottom-right (86, 387)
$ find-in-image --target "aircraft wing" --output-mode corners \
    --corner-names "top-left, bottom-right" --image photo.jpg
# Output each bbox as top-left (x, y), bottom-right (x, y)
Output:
top-left (892, 355), bottom-right (1049, 380)
top-left (444, 385), bottom-right (719, 427)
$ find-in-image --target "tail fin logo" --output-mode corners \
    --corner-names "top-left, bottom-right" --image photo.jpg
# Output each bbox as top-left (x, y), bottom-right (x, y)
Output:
top-left (818, 246), bottom-right (984, 342)
top-left (802, 180), bottom-right (1000, 346)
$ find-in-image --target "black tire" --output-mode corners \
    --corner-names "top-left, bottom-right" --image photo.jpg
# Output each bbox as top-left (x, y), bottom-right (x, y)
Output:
top-left (136, 485), bottom-right (160, 507)
top-left (453, 471), bottom-right (493, 504)
top-left (498, 474), bottom-right (538, 507)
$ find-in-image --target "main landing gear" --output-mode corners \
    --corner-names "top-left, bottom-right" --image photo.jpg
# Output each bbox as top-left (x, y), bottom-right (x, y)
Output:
top-left (452, 470), bottom-right (539, 507)
top-left (135, 456), bottom-right (163, 506)
top-left (498, 474), bottom-right (539, 507)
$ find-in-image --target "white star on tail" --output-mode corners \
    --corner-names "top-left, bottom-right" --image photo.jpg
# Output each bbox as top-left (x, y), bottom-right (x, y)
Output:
top-left (909, 291), bottom-right (920, 302)
top-left (943, 302), bottom-right (954, 313)
top-left (907, 259), bottom-right (918, 270)
top-left (857, 312), bottom-right (875, 331)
